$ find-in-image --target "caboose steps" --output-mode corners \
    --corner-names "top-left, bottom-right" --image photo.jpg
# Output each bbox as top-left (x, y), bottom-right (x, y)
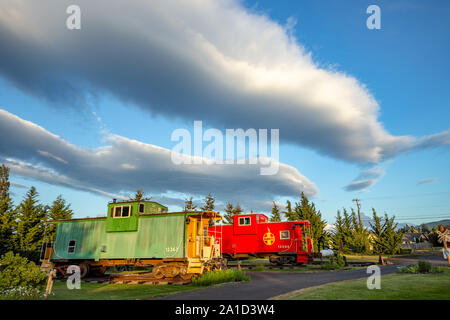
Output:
top-left (187, 258), bottom-right (204, 274)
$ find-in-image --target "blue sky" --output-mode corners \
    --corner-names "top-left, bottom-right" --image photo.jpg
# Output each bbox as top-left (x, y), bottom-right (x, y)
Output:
top-left (0, 0), bottom-right (449, 225)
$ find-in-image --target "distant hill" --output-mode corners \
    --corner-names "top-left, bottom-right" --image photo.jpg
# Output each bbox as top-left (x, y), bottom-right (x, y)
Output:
top-left (423, 219), bottom-right (450, 229)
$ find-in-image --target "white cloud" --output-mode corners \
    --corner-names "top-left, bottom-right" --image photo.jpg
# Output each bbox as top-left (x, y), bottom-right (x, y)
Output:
top-left (0, 109), bottom-right (318, 211)
top-left (0, 0), bottom-right (448, 167)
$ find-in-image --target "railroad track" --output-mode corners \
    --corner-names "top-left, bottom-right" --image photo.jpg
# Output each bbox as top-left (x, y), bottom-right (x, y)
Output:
top-left (54, 272), bottom-right (192, 285)
top-left (109, 272), bottom-right (191, 285)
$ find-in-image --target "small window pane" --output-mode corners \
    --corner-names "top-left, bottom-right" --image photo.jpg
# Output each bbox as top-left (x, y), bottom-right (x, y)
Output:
top-left (280, 231), bottom-right (290, 240)
top-left (68, 240), bottom-right (76, 253)
top-left (245, 217), bottom-right (250, 225)
top-left (122, 206), bottom-right (130, 217)
top-left (139, 204), bottom-right (145, 213)
top-left (114, 207), bottom-right (122, 217)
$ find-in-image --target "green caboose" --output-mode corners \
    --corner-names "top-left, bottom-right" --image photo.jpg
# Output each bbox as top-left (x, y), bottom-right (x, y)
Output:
top-left (42, 199), bottom-right (222, 279)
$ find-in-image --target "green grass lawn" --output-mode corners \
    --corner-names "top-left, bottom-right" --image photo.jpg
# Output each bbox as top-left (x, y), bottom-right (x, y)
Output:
top-left (48, 282), bottom-right (203, 300)
top-left (273, 272), bottom-right (450, 300)
top-left (48, 269), bottom-right (251, 300)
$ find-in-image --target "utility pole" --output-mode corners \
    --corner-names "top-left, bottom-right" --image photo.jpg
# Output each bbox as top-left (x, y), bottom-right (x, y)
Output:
top-left (352, 199), bottom-right (363, 229)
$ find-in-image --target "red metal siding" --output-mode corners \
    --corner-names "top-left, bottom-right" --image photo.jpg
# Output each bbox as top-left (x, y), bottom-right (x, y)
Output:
top-left (209, 214), bottom-right (312, 258)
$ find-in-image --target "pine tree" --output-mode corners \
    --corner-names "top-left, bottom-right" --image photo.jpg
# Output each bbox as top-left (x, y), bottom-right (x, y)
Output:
top-left (382, 213), bottom-right (404, 254)
top-left (201, 193), bottom-right (215, 211)
top-left (184, 197), bottom-right (197, 211)
top-left (0, 164), bottom-right (16, 257)
top-left (293, 193), bottom-right (328, 252)
top-left (369, 208), bottom-right (384, 254)
top-left (283, 200), bottom-right (295, 221)
top-left (130, 189), bottom-right (150, 201)
top-left (14, 187), bottom-right (47, 262)
top-left (233, 204), bottom-right (243, 215)
top-left (332, 210), bottom-right (345, 252)
top-left (223, 203), bottom-right (234, 224)
top-left (347, 208), bottom-right (371, 254)
top-left (369, 209), bottom-right (404, 254)
top-left (46, 195), bottom-right (73, 241)
top-left (270, 202), bottom-right (282, 222)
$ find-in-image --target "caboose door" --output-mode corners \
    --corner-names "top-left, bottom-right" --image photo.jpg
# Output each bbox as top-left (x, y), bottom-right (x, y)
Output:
top-left (187, 217), bottom-right (203, 258)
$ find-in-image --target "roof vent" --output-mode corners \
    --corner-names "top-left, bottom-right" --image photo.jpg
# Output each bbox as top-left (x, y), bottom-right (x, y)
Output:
top-left (113, 198), bottom-right (117, 203)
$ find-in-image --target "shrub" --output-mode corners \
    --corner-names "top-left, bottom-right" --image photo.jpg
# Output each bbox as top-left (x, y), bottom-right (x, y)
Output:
top-left (320, 263), bottom-right (334, 270)
top-left (398, 265), bottom-right (419, 274)
top-left (0, 252), bottom-right (47, 300)
top-left (398, 261), bottom-right (436, 274)
top-left (192, 269), bottom-right (250, 286)
top-left (417, 260), bottom-right (432, 273)
top-left (334, 253), bottom-right (346, 268)
top-left (253, 264), bottom-right (265, 272)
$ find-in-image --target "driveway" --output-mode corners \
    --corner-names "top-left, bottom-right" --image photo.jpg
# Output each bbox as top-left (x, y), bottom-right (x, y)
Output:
top-left (387, 252), bottom-right (448, 266)
top-left (154, 265), bottom-right (399, 300)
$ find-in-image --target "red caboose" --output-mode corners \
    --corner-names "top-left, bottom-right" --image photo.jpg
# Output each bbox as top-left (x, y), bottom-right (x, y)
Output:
top-left (209, 213), bottom-right (313, 264)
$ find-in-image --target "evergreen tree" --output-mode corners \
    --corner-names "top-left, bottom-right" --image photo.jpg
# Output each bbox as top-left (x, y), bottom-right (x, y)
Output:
top-left (14, 187), bottom-right (47, 262)
top-left (46, 195), bottom-right (73, 241)
top-left (0, 164), bottom-right (16, 257)
top-left (130, 189), bottom-right (150, 201)
top-left (347, 208), bottom-right (371, 254)
top-left (233, 204), bottom-right (243, 215)
top-left (283, 200), bottom-right (295, 221)
top-left (201, 193), bottom-right (215, 211)
top-left (184, 197), bottom-right (197, 211)
top-left (332, 208), bottom-right (354, 253)
top-left (292, 193), bottom-right (328, 252)
top-left (223, 203), bottom-right (234, 224)
top-left (270, 202), bottom-right (281, 222)
top-left (332, 210), bottom-right (345, 252)
top-left (370, 209), bottom-right (404, 254)
top-left (369, 208), bottom-right (384, 254)
top-left (382, 213), bottom-right (404, 254)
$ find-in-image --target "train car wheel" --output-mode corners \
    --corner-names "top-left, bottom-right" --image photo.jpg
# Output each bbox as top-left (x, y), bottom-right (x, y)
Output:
top-left (152, 265), bottom-right (165, 279)
top-left (180, 273), bottom-right (193, 280)
top-left (91, 266), bottom-right (107, 276)
top-left (79, 263), bottom-right (90, 278)
top-left (163, 265), bottom-right (181, 278)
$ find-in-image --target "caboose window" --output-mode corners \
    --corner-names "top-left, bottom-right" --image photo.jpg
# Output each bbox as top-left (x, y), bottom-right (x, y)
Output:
top-left (113, 205), bottom-right (131, 218)
top-left (122, 206), bottom-right (130, 217)
top-left (67, 240), bottom-right (76, 253)
top-left (139, 203), bottom-right (145, 213)
top-left (280, 230), bottom-right (290, 240)
top-left (238, 217), bottom-right (251, 226)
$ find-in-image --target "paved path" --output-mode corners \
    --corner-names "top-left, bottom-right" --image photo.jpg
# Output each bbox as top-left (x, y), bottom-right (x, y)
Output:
top-left (154, 253), bottom-right (447, 300)
top-left (387, 252), bottom-right (448, 266)
top-left (154, 265), bottom-right (399, 300)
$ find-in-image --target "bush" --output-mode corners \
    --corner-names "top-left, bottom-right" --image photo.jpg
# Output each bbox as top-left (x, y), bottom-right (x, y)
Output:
top-left (398, 261), bottom-right (437, 274)
top-left (327, 253), bottom-right (345, 269)
top-left (192, 269), bottom-right (250, 286)
top-left (417, 260), bottom-right (432, 273)
top-left (335, 253), bottom-right (346, 268)
top-left (253, 264), bottom-right (265, 272)
top-left (0, 252), bottom-right (47, 300)
top-left (398, 265), bottom-right (419, 274)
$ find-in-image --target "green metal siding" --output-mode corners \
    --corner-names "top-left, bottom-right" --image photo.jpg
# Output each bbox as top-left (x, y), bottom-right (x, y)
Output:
top-left (52, 220), bottom-right (105, 260)
top-left (52, 214), bottom-right (186, 260)
top-left (105, 202), bottom-right (139, 232)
